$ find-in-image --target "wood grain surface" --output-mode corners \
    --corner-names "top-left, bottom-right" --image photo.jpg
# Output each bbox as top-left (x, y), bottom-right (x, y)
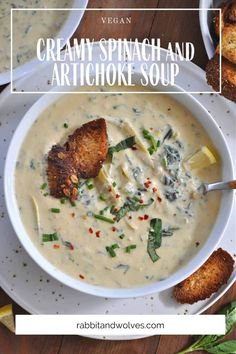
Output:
top-left (0, 0), bottom-right (235, 353)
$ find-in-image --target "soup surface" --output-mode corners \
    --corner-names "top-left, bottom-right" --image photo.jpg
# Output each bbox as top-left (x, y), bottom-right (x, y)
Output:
top-left (15, 86), bottom-right (221, 288)
top-left (0, 0), bottom-right (72, 73)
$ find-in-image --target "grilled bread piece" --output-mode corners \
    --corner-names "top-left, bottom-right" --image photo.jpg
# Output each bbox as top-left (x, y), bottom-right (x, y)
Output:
top-left (173, 248), bottom-right (234, 304)
top-left (47, 118), bottom-right (108, 200)
top-left (47, 145), bottom-right (79, 201)
top-left (213, 1), bottom-right (229, 38)
top-left (213, 1), bottom-right (236, 38)
top-left (216, 24), bottom-right (236, 64)
top-left (206, 53), bottom-right (236, 102)
top-left (65, 118), bottom-right (108, 179)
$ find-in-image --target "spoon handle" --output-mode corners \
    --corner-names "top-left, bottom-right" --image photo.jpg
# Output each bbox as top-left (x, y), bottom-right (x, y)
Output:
top-left (207, 180), bottom-right (236, 192)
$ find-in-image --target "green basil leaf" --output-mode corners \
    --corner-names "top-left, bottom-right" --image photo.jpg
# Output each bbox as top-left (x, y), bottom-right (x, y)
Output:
top-left (206, 340), bottom-right (236, 353)
top-left (108, 136), bottom-right (136, 158)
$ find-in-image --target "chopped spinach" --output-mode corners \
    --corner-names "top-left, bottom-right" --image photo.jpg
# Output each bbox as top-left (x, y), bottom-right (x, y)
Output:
top-left (108, 136), bottom-right (136, 158)
top-left (163, 145), bottom-right (181, 165)
top-left (147, 218), bottom-right (162, 262)
top-left (111, 197), bottom-right (154, 222)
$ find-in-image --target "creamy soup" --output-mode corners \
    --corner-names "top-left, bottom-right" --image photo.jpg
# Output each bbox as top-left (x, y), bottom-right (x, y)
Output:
top-left (15, 86), bottom-right (221, 288)
top-left (0, 0), bottom-right (72, 73)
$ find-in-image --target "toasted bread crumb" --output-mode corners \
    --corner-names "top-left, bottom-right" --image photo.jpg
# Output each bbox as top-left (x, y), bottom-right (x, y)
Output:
top-left (173, 248), bottom-right (234, 304)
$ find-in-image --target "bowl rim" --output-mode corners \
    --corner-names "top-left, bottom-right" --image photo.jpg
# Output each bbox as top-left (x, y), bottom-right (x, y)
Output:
top-left (0, 0), bottom-right (88, 85)
top-left (4, 80), bottom-right (234, 298)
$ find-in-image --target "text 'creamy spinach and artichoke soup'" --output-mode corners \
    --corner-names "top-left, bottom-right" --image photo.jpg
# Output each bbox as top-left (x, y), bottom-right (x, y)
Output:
top-left (15, 86), bottom-right (221, 288)
top-left (0, 0), bottom-right (72, 73)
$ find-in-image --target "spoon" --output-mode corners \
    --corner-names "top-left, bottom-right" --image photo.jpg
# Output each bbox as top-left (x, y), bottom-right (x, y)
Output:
top-left (201, 180), bottom-right (236, 195)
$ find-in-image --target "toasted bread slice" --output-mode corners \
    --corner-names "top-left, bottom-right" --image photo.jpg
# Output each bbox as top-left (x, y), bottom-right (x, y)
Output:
top-left (225, 0), bottom-right (236, 22)
top-left (65, 118), bottom-right (108, 178)
top-left (206, 53), bottom-right (236, 102)
top-left (216, 24), bottom-right (236, 64)
top-left (173, 248), bottom-right (234, 304)
top-left (212, 1), bottom-right (229, 38)
top-left (47, 145), bottom-right (78, 201)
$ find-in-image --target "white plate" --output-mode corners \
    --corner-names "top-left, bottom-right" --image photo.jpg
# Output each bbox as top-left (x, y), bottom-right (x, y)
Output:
top-left (199, 0), bottom-right (223, 59)
top-left (0, 49), bottom-right (235, 340)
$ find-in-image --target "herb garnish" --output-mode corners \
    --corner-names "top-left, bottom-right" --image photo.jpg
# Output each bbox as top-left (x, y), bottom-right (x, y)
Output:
top-left (111, 197), bottom-right (154, 222)
top-left (85, 178), bottom-right (94, 190)
top-left (63, 123), bottom-right (69, 128)
top-left (176, 301), bottom-right (236, 354)
top-left (147, 218), bottom-right (162, 262)
top-left (42, 232), bottom-right (59, 242)
top-left (94, 214), bottom-right (115, 224)
top-left (142, 129), bottom-right (160, 155)
top-left (108, 136), bottom-right (136, 158)
top-left (125, 244), bottom-right (137, 253)
top-left (106, 243), bottom-right (120, 257)
top-left (50, 208), bottom-right (60, 213)
top-left (40, 183), bottom-right (47, 190)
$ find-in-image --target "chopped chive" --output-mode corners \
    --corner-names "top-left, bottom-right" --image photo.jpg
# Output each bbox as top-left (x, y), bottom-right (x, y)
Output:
top-left (94, 214), bottom-right (115, 224)
top-left (125, 244), bottom-right (137, 253)
top-left (106, 246), bottom-right (116, 257)
top-left (86, 178), bottom-right (94, 190)
top-left (63, 123), bottom-right (69, 128)
top-left (40, 182), bottom-right (47, 190)
top-left (132, 195), bottom-right (140, 202)
top-left (60, 197), bottom-right (67, 204)
top-left (119, 234), bottom-right (125, 239)
top-left (51, 208), bottom-right (60, 213)
top-left (162, 157), bottom-right (167, 168)
top-left (112, 181), bottom-right (117, 187)
top-left (70, 201), bottom-right (76, 207)
top-left (111, 243), bottom-right (119, 249)
top-left (43, 193), bottom-right (49, 197)
top-left (42, 232), bottom-right (59, 242)
top-left (99, 195), bottom-right (107, 202)
top-left (157, 140), bottom-right (161, 147)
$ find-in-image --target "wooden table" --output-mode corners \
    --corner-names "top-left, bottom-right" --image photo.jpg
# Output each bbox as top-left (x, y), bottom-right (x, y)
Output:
top-left (0, 1), bottom-right (235, 353)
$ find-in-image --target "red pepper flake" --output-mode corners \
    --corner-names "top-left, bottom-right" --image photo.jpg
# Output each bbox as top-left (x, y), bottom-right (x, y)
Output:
top-left (147, 177), bottom-right (150, 180)
top-left (113, 216), bottom-right (117, 221)
top-left (113, 208), bottom-right (118, 212)
top-left (96, 231), bottom-right (101, 238)
top-left (69, 244), bottom-right (74, 251)
top-left (53, 244), bottom-right (60, 249)
top-left (112, 226), bottom-right (117, 232)
top-left (157, 196), bottom-right (162, 202)
top-left (108, 186), bottom-right (112, 192)
top-left (71, 212), bottom-right (75, 218)
top-left (144, 214), bottom-right (149, 220)
top-left (144, 180), bottom-right (152, 188)
top-left (139, 199), bottom-right (144, 204)
top-left (152, 187), bottom-right (157, 193)
top-left (115, 194), bottom-right (120, 199)
top-left (138, 216), bottom-right (144, 221)
top-left (131, 146), bottom-right (138, 151)
top-left (88, 227), bottom-right (93, 234)
top-left (79, 274), bottom-right (85, 280)
top-left (128, 216), bottom-right (132, 220)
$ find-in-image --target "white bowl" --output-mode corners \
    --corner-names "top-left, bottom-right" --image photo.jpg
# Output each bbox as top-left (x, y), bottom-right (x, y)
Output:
top-left (4, 81), bottom-right (234, 298)
top-left (0, 0), bottom-right (88, 85)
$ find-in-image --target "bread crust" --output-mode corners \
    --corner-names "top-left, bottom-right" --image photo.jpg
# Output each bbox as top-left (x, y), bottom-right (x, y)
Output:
top-left (173, 248), bottom-right (234, 304)
top-left (206, 53), bottom-right (236, 102)
top-left (65, 118), bottom-right (108, 178)
top-left (47, 118), bottom-right (108, 200)
top-left (47, 145), bottom-right (78, 201)
top-left (219, 24), bottom-right (236, 64)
